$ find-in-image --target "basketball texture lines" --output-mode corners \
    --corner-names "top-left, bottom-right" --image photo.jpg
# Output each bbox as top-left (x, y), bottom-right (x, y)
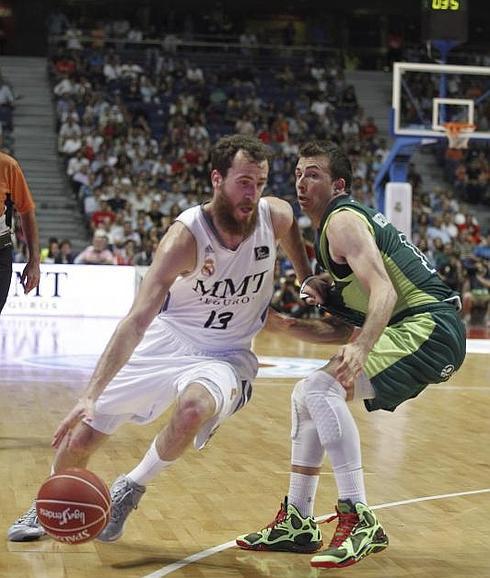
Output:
top-left (36, 468), bottom-right (111, 544)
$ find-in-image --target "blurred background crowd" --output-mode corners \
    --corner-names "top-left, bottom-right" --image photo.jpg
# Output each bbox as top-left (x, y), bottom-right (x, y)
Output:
top-left (2, 1), bottom-right (489, 328)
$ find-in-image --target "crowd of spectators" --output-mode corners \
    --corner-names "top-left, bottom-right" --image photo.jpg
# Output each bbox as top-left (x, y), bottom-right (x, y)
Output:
top-left (9, 15), bottom-right (490, 327)
top-left (42, 18), bottom-right (387, 263)
top-left (0, 72), bottom-right (16, 153)
top-left (408, 174), bottom-right (490, 325)
top-left (442, 146), bottom-right (489, 206)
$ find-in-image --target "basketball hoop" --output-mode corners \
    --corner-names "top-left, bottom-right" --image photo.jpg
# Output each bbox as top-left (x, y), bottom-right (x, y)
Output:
top-left (443, 122), bottom-right (475, 149)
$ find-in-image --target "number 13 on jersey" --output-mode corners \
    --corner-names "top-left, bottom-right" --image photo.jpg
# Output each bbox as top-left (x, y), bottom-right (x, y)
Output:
top-left (204, 310), bottom-right (234, 329)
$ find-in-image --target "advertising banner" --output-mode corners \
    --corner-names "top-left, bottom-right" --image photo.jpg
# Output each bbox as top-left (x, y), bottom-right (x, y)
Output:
top-left (5, 264), bottom-right (137, 317)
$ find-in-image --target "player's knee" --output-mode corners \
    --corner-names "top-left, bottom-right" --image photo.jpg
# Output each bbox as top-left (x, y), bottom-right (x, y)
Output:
top-left (300, 371), bottom-right (346, 446)
top-left (175, 400), bottom-right (208, 431)
top-left (302, 370), bottom-right (345, 400)
top-left (175, 390), bottom-right (216, 432)
top-left (291, 379), bottom-right (307, 439)
top-left (291, 380), bottom-right (325, 467)
top-left (291, 378), bottom-right (306, 408)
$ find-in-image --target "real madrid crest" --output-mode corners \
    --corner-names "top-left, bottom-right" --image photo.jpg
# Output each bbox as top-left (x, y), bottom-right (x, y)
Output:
top-left (201, 257), bottom-right (215, 277)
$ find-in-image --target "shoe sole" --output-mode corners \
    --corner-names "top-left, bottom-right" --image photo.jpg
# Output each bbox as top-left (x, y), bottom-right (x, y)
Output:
top-left (8, 534), bottom-right (45, 543)
top-left (310, 542), bottom-right (388, 568)
top-left (96, 532), bottom-right (122, 543)
top-left (236, 539), bottom-right (323, 554)
top-left (7, 528), bottom-right (46, 542)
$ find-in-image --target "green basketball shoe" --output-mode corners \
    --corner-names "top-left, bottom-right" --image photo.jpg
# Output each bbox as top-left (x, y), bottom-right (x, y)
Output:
top-left (236, 496), bottom-right (323, 554)
top-left (310, 500), bottom-right (388, 568)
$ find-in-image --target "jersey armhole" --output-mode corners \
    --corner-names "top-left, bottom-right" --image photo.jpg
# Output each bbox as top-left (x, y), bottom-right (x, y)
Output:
top-left (173, 218), bottom-right (200, 278)
top-left (261, 197), bottom-right (280, 246)
top-left (325, 207), bottom-right (375, 238)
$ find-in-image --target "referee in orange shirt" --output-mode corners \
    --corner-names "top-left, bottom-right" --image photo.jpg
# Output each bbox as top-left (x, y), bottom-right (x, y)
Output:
top-left (0, 151), bottom-right (40, 313)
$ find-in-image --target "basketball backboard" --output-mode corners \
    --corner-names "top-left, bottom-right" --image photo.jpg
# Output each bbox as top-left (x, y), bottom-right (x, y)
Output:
top-left (392, 61), bottom-right (490, 141)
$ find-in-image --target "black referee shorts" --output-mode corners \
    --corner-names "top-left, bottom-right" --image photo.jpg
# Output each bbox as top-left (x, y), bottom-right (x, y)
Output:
top-left (0, 245), bottom-right (13, 313)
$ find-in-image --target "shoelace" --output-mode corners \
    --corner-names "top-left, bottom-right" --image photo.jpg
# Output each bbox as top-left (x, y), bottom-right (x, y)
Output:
top-left (16, 505), bottom-right (39, 526)
top-left (265, 499), bottom-right (288, 529)
top-left (109, 481), bottom-right (136, 520)
top-left (324, 507), bottom-right (359, 548)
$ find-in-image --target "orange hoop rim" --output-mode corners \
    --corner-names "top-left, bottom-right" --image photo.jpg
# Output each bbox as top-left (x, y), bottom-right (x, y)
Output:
top-left (442, 122), bottom-right (475, 149)
top-left (442, 121), bottom-right (476, 135)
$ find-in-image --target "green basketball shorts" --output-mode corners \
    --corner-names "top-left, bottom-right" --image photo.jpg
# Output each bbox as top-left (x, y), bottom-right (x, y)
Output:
top-left (363, 306), bottom-right (466, 412)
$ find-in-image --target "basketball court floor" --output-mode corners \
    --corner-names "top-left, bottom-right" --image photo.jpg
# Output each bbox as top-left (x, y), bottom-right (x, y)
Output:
top-left (1, 314), bottom-right (489, 578)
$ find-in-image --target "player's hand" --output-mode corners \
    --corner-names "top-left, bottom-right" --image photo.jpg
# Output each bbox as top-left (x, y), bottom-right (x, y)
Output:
top-left (51, 396), bottom-right (95, 449)
top-left (334, 342), bottom-right (369, 395)
top-left (299, 275), bottom-right (331, 306)
top-left (20, 259), bottom-right (40, 295)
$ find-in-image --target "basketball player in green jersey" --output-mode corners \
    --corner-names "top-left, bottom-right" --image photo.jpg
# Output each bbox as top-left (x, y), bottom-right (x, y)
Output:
top-left (237, 141), bottom-right (466, 569)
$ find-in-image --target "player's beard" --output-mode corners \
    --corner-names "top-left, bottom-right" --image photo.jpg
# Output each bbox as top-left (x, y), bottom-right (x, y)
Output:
top-left (213, 185), bottom-right (258, 237)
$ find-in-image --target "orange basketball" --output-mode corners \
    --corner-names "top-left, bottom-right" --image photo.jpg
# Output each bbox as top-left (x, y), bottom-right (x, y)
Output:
top-left (36, 468), bottom-right (111, 544)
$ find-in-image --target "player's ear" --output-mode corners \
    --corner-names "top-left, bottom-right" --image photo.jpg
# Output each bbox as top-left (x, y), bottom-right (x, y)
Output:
top-left (333, 178), bottom-right (345, 193)
top-left (211, 169), bottom-right (223, 188)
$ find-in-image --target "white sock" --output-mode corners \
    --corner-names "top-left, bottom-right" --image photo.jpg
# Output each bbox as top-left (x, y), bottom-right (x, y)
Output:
top-left (334, 467), bottom-right (366, 504)
top-left (288, 472), bottom-right (320, 518)
top-left (127, 438), bottom-right (174, 486)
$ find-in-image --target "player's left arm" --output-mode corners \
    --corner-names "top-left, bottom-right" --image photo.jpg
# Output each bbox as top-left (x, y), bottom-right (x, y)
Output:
top-left (329, 210), bottom-right (397, 353)
top-left (328, 211), bottom-right (397, 388)
top-left (264, 307), bottom-right (354, 344)
top-left (266, 196), bottom-right (312, 283)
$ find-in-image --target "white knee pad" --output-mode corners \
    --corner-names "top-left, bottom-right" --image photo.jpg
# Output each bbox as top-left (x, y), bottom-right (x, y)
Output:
top-left (295, 371), bottom-right (362, 474)
top-left (301, 371), bottom-right (348, 447)
top-left (290, 379), bottom-right (325, 468)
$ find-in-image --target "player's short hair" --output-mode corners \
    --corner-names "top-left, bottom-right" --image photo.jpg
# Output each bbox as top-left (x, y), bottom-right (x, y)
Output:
top-left (299, 141), bottom-right (352, 191)
top-left (211, 135), bottom-right (272, 177)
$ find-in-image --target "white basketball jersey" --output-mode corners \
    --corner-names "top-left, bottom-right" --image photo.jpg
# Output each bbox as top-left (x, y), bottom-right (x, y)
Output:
top-left (159, 199), bottom-right (277, 353)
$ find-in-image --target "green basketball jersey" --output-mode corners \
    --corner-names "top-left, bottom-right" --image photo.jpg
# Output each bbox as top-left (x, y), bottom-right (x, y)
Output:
top-left (315, 195), bottom-right (458, 326)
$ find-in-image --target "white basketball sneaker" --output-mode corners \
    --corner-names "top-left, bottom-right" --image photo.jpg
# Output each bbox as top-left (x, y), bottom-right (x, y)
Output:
top-left (97, 475), bottom-right (146, 542)
top-left (8, 501), bottom-right (46, 542)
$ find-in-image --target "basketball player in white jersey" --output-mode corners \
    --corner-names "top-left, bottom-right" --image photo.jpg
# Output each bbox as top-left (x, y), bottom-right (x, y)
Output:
top-left (8, 135), bottom-right (352, 543)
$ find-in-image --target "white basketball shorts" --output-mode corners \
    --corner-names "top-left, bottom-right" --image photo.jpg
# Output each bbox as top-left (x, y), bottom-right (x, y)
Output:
top-left (87, 317), bottom-right (258, 449)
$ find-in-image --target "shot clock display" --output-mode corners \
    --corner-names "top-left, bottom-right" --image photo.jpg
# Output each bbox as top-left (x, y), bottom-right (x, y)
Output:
top-left (421, 0), bottom-right (468, 41)
top-left (430, 0), bottom-right (462, 9)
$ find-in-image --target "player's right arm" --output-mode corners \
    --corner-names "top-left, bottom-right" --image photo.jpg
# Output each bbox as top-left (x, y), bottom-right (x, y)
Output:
top-left (52, 222), bottom-right (197, 448)
top-left (264, 307), bottom-right (354, 344)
